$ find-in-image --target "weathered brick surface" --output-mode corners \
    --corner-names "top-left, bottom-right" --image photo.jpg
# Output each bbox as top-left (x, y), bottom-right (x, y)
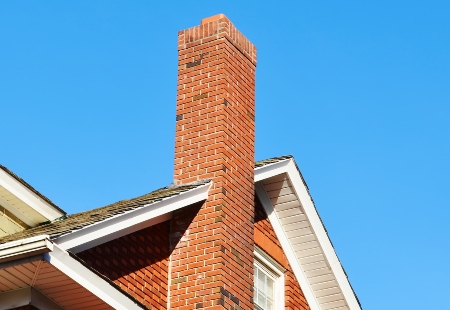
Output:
top-left (78, 221), bottom-right (170, 309)
top-left (254, 198), bottom-right (311, 310)
top-left (171, 14), bottom-right (256, 309)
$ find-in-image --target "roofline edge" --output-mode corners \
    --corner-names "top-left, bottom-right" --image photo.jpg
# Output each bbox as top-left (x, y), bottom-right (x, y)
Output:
top-left (54, 181), bottom-right (211, 253)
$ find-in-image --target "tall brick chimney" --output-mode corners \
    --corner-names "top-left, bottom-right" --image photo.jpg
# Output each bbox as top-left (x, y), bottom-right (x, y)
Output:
top-left (170, 14), bottom-right (257, 309)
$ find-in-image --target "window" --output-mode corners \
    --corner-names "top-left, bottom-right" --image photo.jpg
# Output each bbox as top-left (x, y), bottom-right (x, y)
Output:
top-left (254, 263), bottom-right (276, 309)
top-left (254, 247), bottom-right (285, 310)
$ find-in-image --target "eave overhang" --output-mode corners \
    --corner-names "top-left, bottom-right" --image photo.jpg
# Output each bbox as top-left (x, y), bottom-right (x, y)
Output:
top-left (0, 235), bottom-right (145, 310)
top-left (0, 167), bottom-right (65, 228)
top-left (0, 235), bottom-right (53, 264)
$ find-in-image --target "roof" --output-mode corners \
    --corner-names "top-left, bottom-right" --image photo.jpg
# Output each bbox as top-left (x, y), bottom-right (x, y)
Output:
top-left (0, 156), bottom-right (284, 244)
top-left (255, 154), bottom-right (293, 168)
top-left (0, 164), bottom-right (66, 215)
top-left (0, 180), bottom-right (210, 244)
top-left (0, 156), bottom-right (361, 309)
top-left (0, 235), bottom-right (148, 310)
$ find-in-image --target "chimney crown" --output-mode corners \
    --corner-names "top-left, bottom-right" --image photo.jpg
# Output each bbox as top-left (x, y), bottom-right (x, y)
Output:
top-left (201, 13), bottom-right (226, 25)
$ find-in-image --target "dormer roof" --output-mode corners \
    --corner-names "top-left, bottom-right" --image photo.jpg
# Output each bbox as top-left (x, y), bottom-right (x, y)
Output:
top-left (0, 165), bottom-right (66, 229)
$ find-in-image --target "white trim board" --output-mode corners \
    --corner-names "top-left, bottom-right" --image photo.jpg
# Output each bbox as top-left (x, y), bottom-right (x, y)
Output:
top-left (46, 243), bottom-right (144, 310)
top-left (55, 181), bottom-right (211, 253)
top-left (0, 235), bottom-right (145, 310)
top-left (0, 169), bottom-right (65, 224)
top-left (255, 159), bottom-right (291, 183)
top-left (0, 235), bottom-right (53, 264)
top-left (255, 158), bottom-right (361, 310)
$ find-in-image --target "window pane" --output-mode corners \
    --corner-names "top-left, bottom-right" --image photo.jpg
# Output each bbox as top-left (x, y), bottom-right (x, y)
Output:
top-left (258, 292), bottom-right (266, 308)
top-left (267, 277), bottom-right (274, 298)
top-left (258, 271), bottom-right (265, 292)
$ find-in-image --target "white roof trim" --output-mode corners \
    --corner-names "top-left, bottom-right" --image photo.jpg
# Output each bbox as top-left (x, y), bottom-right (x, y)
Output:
top-left (284, 160), bottom-right (361, 309)
top-left (0, 169), bottom-right (65, 224)
top-left (255, 159), bottom-right (291, 182)
top-left (0, 234), bottom-right (53, 264)
top-left (0, 235), bottom-right (145, 310)
top-left (46, 243), bottom-right (144, 310)
top-left (255, 158), bottom-right (361, 310)
top-left (55, 182), bottom-right (211, 253)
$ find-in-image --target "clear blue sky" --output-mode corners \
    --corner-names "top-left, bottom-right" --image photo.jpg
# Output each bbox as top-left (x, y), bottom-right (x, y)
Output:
top-left (1, 1), bottom-right (449, 309)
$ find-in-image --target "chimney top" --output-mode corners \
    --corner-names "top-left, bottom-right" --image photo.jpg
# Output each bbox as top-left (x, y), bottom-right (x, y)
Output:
top-left (201, 14), bottom-right (226, 25)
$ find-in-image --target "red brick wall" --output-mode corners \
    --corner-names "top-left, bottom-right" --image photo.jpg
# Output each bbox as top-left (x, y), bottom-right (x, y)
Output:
top-left (77, 221), bottom-right (170, 309)
top-left (254, 198), bottom-right (311, 310)
top-left (171, 14), bottom-right (256, 309)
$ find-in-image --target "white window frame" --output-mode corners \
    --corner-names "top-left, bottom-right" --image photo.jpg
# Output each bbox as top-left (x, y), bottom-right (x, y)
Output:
top-left (254, 248), bottom-right (285, 310)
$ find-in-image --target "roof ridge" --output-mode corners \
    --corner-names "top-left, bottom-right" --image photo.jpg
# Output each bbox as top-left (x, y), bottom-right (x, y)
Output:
top-left (255, 155), bottom-right (293, 167)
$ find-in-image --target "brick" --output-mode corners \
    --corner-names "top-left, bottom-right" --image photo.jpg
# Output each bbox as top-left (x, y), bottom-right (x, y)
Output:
top-left (78, 221), bottom-right (170, 309)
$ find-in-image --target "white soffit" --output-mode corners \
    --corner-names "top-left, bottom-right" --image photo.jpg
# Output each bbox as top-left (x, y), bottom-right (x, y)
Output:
top-left (255, 158), bottom-right (361, 310)
top-left (0, 169), bottom-right (65, 226)
top-left (55, 181), bottom-right (211, 253)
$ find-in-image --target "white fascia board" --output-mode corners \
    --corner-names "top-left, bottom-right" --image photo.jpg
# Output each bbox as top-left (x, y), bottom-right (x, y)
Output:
top-left (55, 182), bottom-right (211, 252)
top-left (0, 235), bottom-right (53, 264)
top-left (256, 182), bottom-right (321, 310)
top-left (45, 243), bottom-right (144, 310)
top-left (284, 160), bottom-right (361, 310)
top-left (0, 169), bottom-right (64, 222)
top-left (0, 236), bottom-right (144, 309)
top-left (254, 159), bottom-right (291, 182)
